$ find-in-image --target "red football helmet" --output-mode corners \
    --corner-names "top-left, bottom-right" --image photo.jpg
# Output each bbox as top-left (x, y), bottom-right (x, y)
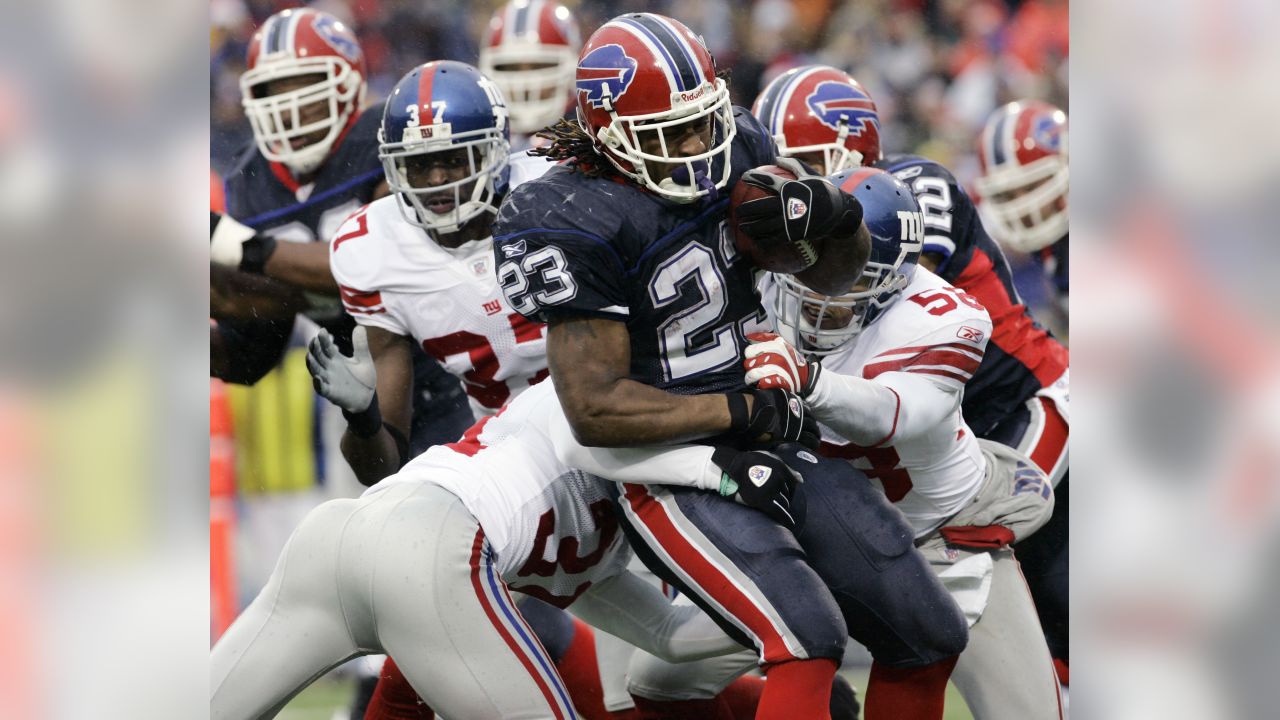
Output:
top-left (478, 0), bottom-right (581, 136)
top-left (751, 65), bottom-right (882, 175)
top-left (574, 13), bottom-right (736, 203)
top-left (241, 8), bottom-right (366, 176)
top-left (975, 100), bottom-right (1069, 252)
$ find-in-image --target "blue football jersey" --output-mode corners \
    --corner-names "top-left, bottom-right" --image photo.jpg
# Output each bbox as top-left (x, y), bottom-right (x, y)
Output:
top-left (876, 153), bottom-right (1069, 436)
top-left (223, 106), bottom-right (385, 326)
top-left (493, 108), bottom-right (778, 395)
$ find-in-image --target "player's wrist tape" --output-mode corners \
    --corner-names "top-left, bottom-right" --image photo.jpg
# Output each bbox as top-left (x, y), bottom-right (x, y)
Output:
top-left (727, 393), bottom-right (750, 435)
top-left (239, 235), bottom-right (277, 275)
top-left (342, 394), bottom-right (383, 438)
top-left (710, 446), bottom-right (741, 496)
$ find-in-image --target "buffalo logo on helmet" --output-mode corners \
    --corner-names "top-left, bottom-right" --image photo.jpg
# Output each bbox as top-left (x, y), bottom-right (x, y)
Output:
top-left (1030, 114), bottom-right (1064, 152)
top-left (805, 81), bottom-right (878, 136)
top-left (312, 14), bottom-right (361, 62)
top-left (576, 44), bottom-right (638, 108)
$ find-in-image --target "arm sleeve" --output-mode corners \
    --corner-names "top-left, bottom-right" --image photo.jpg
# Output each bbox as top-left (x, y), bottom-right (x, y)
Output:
top-left (547, 401), bottom-right (722, 491)
top-left (569, 571), bottom-right (745, 663)
top-left (807, 368), bottom-right (962, 447)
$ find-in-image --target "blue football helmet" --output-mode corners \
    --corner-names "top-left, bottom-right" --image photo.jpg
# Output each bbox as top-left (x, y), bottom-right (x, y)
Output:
top-left (379, 61), bottom-right (512, 233)
top-left (772, 167), bottom-right (924, 355)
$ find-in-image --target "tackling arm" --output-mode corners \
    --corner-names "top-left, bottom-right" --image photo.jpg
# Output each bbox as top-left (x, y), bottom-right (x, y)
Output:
top-left (806, 369), bottom-right (959, 447)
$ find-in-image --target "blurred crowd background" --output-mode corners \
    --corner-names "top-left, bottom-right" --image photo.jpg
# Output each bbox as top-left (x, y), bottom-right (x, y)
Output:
top-left (210, 0), bottom-right (1069, 329)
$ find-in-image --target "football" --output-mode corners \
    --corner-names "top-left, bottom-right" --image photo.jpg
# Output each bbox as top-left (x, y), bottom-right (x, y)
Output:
top-left (728, 165), bottom-right (823, 274)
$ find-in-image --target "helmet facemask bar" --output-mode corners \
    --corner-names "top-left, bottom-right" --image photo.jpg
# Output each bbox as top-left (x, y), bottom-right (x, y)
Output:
top-left (775, 121), bottom-right (865, 175)
top-left (771, 250), bottom-right (913, 356)
top-left (975, 155), bottom-right (1069, 252)
top-left (593, 79), bottom-right (736, 203)
top-left (479, 46), bottom-right (577, 135)
top-left (379, 127), bottom-right (510, 234)
top-left (241, 56), bottom-right (361, 176)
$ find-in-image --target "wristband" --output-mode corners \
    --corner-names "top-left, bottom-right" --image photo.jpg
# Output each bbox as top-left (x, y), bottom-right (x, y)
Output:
top-left (726, 393), bottom-right (750, 433)
top-left (342, 393), bottom-right (384, 438)
top-left (240, 234), bottom-right (278, 275)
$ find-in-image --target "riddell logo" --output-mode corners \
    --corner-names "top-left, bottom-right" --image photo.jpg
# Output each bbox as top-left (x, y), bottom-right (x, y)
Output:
top-left (787, 198), bottom-right (807, 220)
top-left (957, 326), bottom-right (984, 342)
top-left (677, 85), bottom-right (708, 103)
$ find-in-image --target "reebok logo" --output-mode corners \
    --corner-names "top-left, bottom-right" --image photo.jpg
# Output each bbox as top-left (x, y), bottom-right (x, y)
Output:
top-left (748, 465), bottom-right (772, 487)
top-left (500, 239), bottom-right (527, 258)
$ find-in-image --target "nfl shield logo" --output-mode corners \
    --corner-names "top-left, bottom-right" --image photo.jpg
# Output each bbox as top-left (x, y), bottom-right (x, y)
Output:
top-left (747, 465), bottom-right (772, 487)
top-left (787, 197), bottom-right (808, 220)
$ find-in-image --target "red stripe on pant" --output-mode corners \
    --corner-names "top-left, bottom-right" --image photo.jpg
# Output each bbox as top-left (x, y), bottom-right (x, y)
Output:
top-left (469, 529), bottom-right (569, 719)
top-left (1029, 397), bottom-right (1068, 479)
top-left (621, 484), bottom-right (797, 662)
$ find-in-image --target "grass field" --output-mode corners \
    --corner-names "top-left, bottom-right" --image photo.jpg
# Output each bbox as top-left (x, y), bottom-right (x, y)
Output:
top-left (277, 669), bottom-right (976, 720)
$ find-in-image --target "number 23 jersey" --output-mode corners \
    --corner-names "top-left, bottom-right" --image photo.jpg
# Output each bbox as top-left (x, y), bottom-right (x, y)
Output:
top-left (492, 108), bottom-right (778, 395)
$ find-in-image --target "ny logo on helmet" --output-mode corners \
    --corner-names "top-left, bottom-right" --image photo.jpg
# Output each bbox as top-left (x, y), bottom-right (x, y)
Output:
top-left (312, 14), bottom-right (361, 62)
top-left (577, 44), bottom-right (637, 109)
top-left (805, 81), bottom-right (878, 136)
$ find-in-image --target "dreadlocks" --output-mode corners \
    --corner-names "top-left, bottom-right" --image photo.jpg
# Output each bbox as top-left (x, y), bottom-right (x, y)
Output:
top-left (529, 119), bottom-right (613, 178)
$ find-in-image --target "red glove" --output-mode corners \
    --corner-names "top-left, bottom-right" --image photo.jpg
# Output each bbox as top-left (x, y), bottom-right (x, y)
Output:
top-left (743, 332), bottom-right (821, 398)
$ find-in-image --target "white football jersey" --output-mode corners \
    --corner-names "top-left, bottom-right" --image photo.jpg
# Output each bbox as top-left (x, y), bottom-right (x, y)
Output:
top-left (365, 380), bottom-right (630, 608)
top-left (782, 268), bottom-right (994, 536)
top-left (329, 152), bottom-right (556, 417)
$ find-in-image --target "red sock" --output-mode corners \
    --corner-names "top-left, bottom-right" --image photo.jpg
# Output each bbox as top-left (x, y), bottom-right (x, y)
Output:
top-left (1053, 658), bottom-right (1069, 687)
top-left (553, 619), bottom-right (612, 720)
top-left (757, 658), bottom-right (837, 720)
top-left (364, 658), bottom-right (435, 720)
top-left (864, 655), bottom-right (958, 720)
top-left (719, 674), bottom-right (765, 719)
top-left (631, 695), bottom-right (734, 720)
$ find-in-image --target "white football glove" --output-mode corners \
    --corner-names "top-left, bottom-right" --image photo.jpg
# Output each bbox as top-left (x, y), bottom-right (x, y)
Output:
top-left (743, 332), bottom-right (821, 398)
top-left (306, 326), bottom-right (376, 413)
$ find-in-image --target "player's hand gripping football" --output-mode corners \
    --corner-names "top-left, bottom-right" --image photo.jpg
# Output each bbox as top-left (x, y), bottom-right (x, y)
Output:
top-left (734, 157), bottom-right (864, 267)
top-left (743, 332), bottom-right (821, 398)
top-left (306, 326), bottom-right (376, 414)
top-left (711, 447), bottom-right (803, 528)
top-left (728, 387), bottom-right (820, 450)
top-left (210, 211), bottom-right (278, 274)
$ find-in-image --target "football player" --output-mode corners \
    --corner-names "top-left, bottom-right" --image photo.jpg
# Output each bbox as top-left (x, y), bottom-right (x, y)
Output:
top-left (754, 66), bottom-right (1071, 681)
top-left (495, 14), bottom-right (967, 720)
top-left (211, 379), bottom-right (783, 720)
top-left (478, 0), bottom-right (581, 150)
top-left (623, 169), bottom-right (1064, 719)
top-left (975, 100), bottom-right (1069, 315)
top-left (210, 7), bottom-right (471, 448)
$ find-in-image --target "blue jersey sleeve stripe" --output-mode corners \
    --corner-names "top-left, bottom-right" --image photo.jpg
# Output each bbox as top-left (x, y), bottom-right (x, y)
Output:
top-left (494, 227), bottom-right (626, 272)
top-left (241, 168), bottom-right (385, 228)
